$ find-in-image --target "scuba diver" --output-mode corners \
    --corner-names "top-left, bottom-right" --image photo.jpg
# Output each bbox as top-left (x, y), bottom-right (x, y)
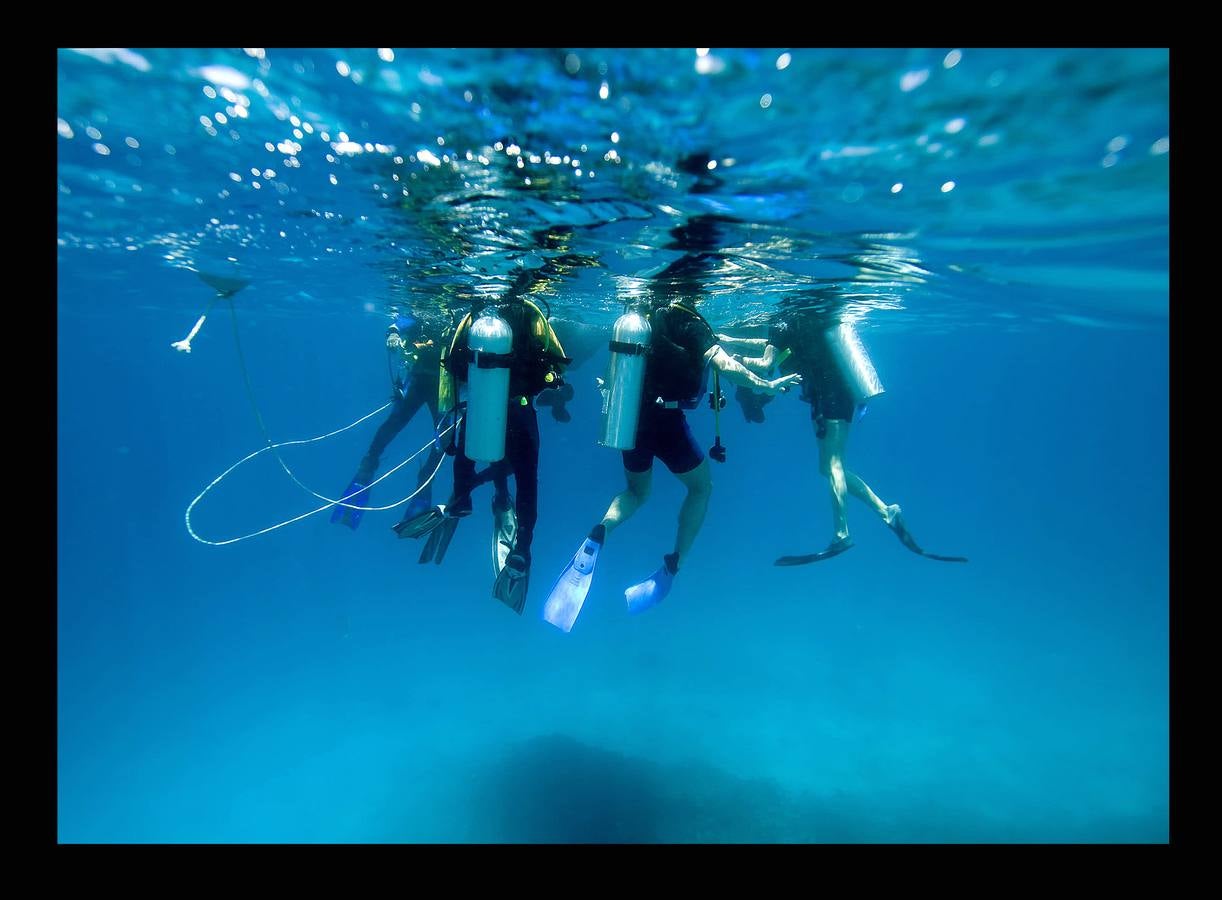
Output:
top-left (499, 224), bottom-right (604, 426)
top-left (540, 216), bottom-right (803, 633)
top-left (719, 304), bottom-right (968, 565)
top-left (392, 271), bottom-right (571, 614)
top-left (330, 310), bottom-right (445, 531)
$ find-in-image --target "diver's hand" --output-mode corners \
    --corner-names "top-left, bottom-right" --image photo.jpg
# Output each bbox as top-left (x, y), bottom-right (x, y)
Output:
top-left (765, 373), bottom-right (802, 395)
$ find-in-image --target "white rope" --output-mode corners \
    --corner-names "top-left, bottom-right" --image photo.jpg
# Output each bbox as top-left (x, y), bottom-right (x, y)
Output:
top-left (184, 414), bottom-right (457, 546)
top-left (174, 289), bottom-right (458, 546)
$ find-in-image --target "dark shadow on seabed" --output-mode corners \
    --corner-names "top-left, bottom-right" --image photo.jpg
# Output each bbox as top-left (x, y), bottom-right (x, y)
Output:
top-left (382, 734), bottom-right (1166, 843)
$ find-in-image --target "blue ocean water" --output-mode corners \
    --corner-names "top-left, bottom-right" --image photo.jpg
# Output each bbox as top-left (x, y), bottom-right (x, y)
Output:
top-left (56, 47), bottom-right (1168, 843)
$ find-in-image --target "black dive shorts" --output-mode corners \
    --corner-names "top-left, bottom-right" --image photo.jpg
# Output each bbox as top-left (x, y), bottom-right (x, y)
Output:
top-left (802, 366), bottom-right (859, 422)
top-left (622, 405), bottom-right (704, 475)
top-left (807, 387), bottom-right (859, 422)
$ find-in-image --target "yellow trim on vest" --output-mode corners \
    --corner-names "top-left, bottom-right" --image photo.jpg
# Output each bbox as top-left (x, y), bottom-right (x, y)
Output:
top-left (437, 303), bottom-right (567, 413)
top-left (437, 312), bottom-right (472, 414)
top-left (523, 298), bottom-right (568, 360)
top-left (668, 301), bottom-right (714, 336)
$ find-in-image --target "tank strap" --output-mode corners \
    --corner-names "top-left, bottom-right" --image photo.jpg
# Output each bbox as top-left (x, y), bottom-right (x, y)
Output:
top-left (609, 340), bottom-right (649, 355)
top-left (653, 397), bottom-right (699, 410)
top-left (474, 350), bottom-right (514, 370)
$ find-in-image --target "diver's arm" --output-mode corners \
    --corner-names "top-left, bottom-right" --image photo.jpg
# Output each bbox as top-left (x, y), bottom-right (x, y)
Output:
top-left (739, 344), bottom-right (782, 376)
top-left (715, 333), bottom-right (769, 353)
top-left (716, 334), bottom-right (783, 376)
top-left (709, 346), bottom-right (801, 395)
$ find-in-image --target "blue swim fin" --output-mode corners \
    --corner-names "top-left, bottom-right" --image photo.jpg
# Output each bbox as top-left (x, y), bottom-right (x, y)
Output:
top-left (542, 537), bottom-right (601, 632)
top-left (330, 480), bottom-right (370, 530)
top-left (624, 555), bottom-right (677, 614)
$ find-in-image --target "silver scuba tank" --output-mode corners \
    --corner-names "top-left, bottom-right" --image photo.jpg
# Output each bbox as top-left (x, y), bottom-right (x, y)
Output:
top-left (465, 309), bottom-right (513, 462)
top-left (599, 310), bottom-right (652, 450)
top-left (824, 320), bottom-right (884, 410)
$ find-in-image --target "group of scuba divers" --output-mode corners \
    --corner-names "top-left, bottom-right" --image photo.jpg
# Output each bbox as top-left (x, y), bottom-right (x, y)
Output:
top-left (330, 289), bottom-right (967, 633)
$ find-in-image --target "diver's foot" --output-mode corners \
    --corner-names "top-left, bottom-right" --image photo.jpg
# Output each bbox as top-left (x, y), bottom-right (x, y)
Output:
top-left (624, 553), bottom-right (678, 614)
top-left (447, 494), bottom-right (473, 518)
top-left (885, 505), bottom-right (923, 553)
top-left (506, 551), bottom-right (529, 574)
top-left (493, 551), bottom-right (531, 614)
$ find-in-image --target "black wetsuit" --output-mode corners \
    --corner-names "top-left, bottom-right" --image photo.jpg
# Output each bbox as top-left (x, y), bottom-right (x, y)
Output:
top-left (623, 305), bottom-right (718, 475)
top-left (354, 338), bottom-right (444, 493)
top-left (446, 302), bottom-right (567, 562)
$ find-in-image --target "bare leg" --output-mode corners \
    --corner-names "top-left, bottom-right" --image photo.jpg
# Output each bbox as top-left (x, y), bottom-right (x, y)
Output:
top-left (671, 459), bottom-right (713, 567)
top-left (817, 419), bottom-right (890, 542)
top-left (600, 468), bottom-right (652, 539)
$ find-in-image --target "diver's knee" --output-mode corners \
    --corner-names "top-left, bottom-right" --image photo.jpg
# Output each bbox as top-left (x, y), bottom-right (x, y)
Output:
top-left (687, 472), bottom-right (713, 500)
top-left (622, 468), bottom-right (652, 503)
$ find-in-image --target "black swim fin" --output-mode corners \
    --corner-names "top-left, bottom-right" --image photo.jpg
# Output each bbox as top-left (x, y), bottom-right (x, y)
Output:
top-left (492, 552), bottom-right (530, 614)
top-left (886, 507), bottom-right (968, 563)
top-left (393, 504), bottom-right (447, 539)
top-left (775, 536), bottom-right (854, 566)
top-left (492, 493), bottom-right (518, 578)
top-left (419, 515), bottom-right (460, 564)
